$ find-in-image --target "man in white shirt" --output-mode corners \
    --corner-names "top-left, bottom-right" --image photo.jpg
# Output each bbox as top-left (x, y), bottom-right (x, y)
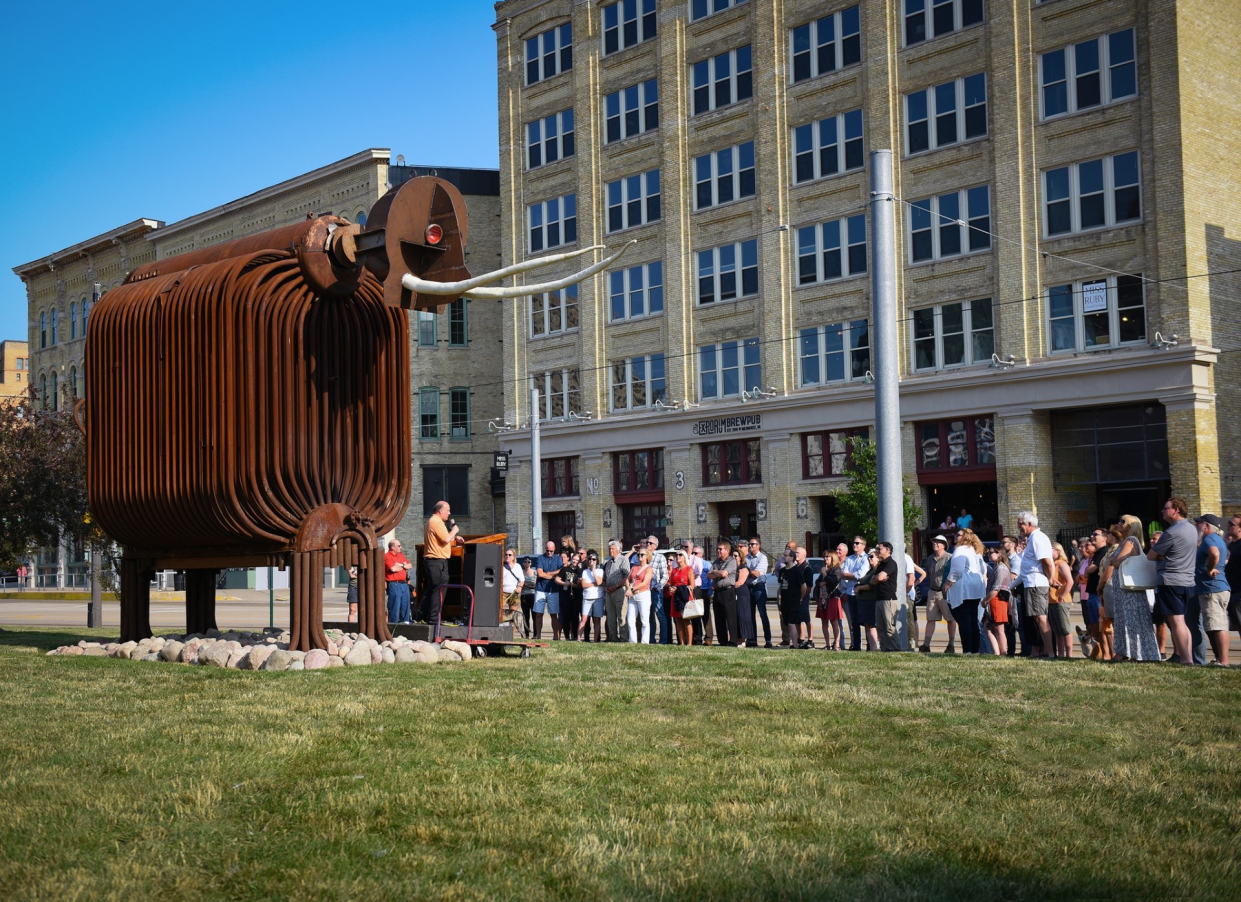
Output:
top-left (745, 537), bottom-right (772, 648)
top-left (840, 536), bottom-right (871, 651)
top-left (904, 546), bottom-right (926, 649)
top-left (1017, 511), bottom-right (1056, 657)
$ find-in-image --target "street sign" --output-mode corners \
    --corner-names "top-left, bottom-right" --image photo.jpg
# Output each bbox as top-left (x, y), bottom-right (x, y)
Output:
top-left (493, 451), bottom-right (509, 470)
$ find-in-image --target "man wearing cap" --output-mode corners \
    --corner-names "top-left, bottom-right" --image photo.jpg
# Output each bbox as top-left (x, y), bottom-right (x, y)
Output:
top-left (1193, 513), bottom-right (1230, 666)
top-left (919, 535), bottom-right (954, 653)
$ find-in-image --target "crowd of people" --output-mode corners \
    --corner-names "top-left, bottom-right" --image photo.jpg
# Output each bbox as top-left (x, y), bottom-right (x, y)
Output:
top-left (385, 498), bottom-right (1241, 665)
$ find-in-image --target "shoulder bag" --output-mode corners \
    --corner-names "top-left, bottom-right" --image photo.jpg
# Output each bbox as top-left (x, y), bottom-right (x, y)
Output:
top-left (1117, 539), bottom-right (1157, 591)
top-left (682, 593), bottom-right (705, 619)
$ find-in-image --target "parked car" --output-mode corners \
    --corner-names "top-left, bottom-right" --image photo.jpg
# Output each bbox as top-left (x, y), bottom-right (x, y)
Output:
top-left (761, 557), bottom-right (825, 601)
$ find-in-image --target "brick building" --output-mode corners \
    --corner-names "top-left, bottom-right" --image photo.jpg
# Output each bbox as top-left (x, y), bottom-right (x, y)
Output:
top-left (13, 149), bottom-right (505, 586)
top-left (0, 340), bottom-right (31, 405)
top-left (492, 0), bottom-right (1239, 555)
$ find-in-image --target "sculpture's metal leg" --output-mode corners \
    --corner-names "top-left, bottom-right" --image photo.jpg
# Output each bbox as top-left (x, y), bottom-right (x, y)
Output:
top-left (288, 551), bottom-right (329, 652)
top-left (120, 556), bottom-right (152, 642)
top-left (185, 569), bottom-right (218, 635)
top-left (356, 543), bottom-right (391, 642)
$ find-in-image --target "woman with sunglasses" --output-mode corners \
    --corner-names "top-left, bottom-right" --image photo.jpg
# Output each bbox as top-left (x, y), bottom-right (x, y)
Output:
top-left (578, 550), bottom-right (605, 642)
top-left (667, 550), bottom-right (696, 647)
top-left (502, 548), bottom-right (526, 638)
top-left (733, 548), bottom-right (753, 648)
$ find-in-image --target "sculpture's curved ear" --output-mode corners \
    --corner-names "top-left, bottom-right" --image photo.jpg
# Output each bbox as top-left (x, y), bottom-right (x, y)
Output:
top-left (353, 176), bottom-right (471, 311)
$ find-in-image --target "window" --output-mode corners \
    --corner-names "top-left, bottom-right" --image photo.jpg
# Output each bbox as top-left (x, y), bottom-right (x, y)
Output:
top-left (692, 45), bottom-right (753, 115)
top-left (547, 511), bottom-right (577, 545)
top-left (422, 465), bottom-right (470, 517)
top-left (904, 0), bottom-right (983, 47)
top-left (530, 285), bottom-right (579, 337)
top-left (603, 0), bottom-right (656, 55)
top-left (610, 262), bottom-right (664, 321)
top-left (417, 310), bottom-right (436, 347)
top-left (532, 368), bottom-right (581, 420)
top-left (50, 372), bottom-right (58, 410)
top-left (541, 456), bottom-right (580, 497)
top-left (918, 416), bottom-right (996, 473)
top-left (606, 169), bottom-right (661, 232)
top-left (449, 388), bottom-right (470, 440)
top-left (906, 73), bottom-right (987, 154)
top-left (82, 300), bottom-right (89, 336)
top-left (39, 374), bottom-right (46, 408)
top-left (68, 366), bottom-right (78, 399)
top-left (419, 387), bottom-right (439, 440)
top-left (526, 23), bottom-right (572, 85)
top-left (1043, 152), bottom-right (1141, 236)
top-left (615, 449), bottom-right (665, 494)
top-left (798, 320), bottom-right (870, 386)
top-left (1051, 404), bottom-right (1167, 487)
top-left (698, 240), bottom-right (758, 305)
top-left (699, 338), bottom-right (761, 400)
top-left (912, 298), bottom-right (994, 371)
top-left (51, 310), bottom-right (58, 346)
top-left (702, 439), bottom-right (762, 485)
top-left (605, 78), bottom-right (658, 143)
top-left (40, 312), bottom-right (46, 349)
top-left (803, 427), bottom-right (868, 478)
top-left (908, 186), bottom-right (991, 262)
top-left (1047, 274), bottom-right (1146, 353)
top-left (693, 0), bottom-right (746, 20)
top-left (797, 214), bottom-right (867, 284)
top-left (529, 194), bottom-right (577, 252)
top-left (527, 109), bottom-right (575, 169)
top-left (611, 354), bottom-right (666, 411)
top-left (695, 142), bottom-right (755, 209)
top-left (1041, 28), bottom-right (1136, 119)
top-left (70, 302), bottom-right (78, 340)
top-left (449, 299), bottom-right (467, 347)
top-left (794, 109), bottom-right (863, 183)
top-left (790, 6), bottom-right (861, 83)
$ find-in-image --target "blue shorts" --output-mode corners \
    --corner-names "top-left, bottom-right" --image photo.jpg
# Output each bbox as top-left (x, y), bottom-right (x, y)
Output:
top-left (582, 594), bottom-right (604, 618)
top-left (534, 590), bottom-right (560, 616)
top-left (1155, 584), bottom-right (1192, 618)
top-left (1085, 595), bottom-right (1101, 625)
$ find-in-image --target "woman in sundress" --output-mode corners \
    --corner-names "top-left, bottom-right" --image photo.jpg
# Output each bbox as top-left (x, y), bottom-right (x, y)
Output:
top-left (1099, 515), bottom-right (1159, 662)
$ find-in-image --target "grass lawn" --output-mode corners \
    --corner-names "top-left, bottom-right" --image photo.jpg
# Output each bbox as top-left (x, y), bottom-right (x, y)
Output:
top-left (2, 626), bottom-right (1239, 901)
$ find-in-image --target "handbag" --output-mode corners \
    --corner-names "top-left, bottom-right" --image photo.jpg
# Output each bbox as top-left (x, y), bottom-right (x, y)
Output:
top-left (1117, 550), bottom-right (1157, 591)
top-left (682, 593), bottom-right (705, 619)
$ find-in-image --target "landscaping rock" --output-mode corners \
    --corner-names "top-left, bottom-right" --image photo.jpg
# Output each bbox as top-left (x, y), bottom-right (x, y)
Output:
top-left (344, 643), bottom-right (373, 666)
top-left (442, 640), bottom-right (472, 661)
top-left (262, 649), bottom-right (294, 672)
top-left (327, 656), bottom-right (344, 668)
top-left (180, 644), bottom-right (201, 665)
top-left (381, 647), bottom-right (395, 664)
top-left (436, 646), bottom-right (461, 662)
top-left (242, 646), bottom-right (274, 671)
top-left (161, 641), bottom-right (184, 662)
top-left (304, 649), bottom-right (330, 670)
top-left (63, 646), bottom-right (84, 656)
top-left (410, 641), bottom-right (439, 664)
top-left (200, 643), bottom-right (233, 668)
top-left (83, 647), bottom-right (108, 657)
top-left (141, 652), bottom-right (162, 662)
top-left (326, 641), bottom-right (339, 657)
top-left (288, 660), bottom-right (305, 670)
top-left (394, 646), bottom-right (419, 664)
top-left (369, 644), bottom-right (384, 664)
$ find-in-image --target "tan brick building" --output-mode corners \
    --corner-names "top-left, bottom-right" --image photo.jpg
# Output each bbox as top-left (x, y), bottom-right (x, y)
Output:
top-left (0, 340), bottom-right (31, 404)
top-left (493, 0), bottom-right (1239, 556)
top-left (13, 149), bottom-right (505, 586)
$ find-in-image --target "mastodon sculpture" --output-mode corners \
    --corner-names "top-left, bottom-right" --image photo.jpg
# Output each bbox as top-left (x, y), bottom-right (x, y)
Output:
top-left (84, 176), bottom-right (627, 651)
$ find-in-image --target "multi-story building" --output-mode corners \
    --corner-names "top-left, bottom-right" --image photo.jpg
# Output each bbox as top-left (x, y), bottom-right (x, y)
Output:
top-left (493, 0), bottom-right (1240, 555)
top-left (0, 340), bottom-right (31, 404)
top-left (13, 149), bottom-right (504, 587)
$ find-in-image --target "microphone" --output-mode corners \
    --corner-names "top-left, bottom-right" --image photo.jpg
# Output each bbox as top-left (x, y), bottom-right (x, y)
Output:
top-left (448, 518), bottom-right (456, 530)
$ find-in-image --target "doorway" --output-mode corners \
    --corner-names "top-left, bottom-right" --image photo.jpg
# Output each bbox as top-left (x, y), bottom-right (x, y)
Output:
top-left (717, 501), bottom-right (757, 548)
top-left (925, 481), bottom-right (999, 541)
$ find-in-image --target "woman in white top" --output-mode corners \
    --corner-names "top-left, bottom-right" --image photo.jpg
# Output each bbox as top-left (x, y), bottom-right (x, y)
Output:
top-left (626, 548), bottom-right (654, 643)
top-left (501, 548), bottom-right (526, 639)
top-left (578, 549), bottom-right (605, 643)
top-left (943, 529), bottom-right (988, 654)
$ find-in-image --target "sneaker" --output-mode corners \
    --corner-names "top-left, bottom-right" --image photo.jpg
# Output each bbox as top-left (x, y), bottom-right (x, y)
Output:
top-left (918, 644), bottom-right (931, 653)
top-left (764, 641), bottom-right (773, 648)
top-left (800, 640), bottom-right (815, 649)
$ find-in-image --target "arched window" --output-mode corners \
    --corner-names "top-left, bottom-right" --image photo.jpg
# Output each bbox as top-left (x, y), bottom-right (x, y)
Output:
top-left (51, 310), bottom-right (58, 345)
top-left (40, 374), bottom-right (47, 408)
top-left (50, 372), bottom-right (58, 410)
top-left (40, 311), bottom-right (47, 349)
top-left (69, 367), bottom-right (78, 399)
top-left (70, 303), bottom-right (78, 340)
top-left (82, 299), bottom-right (89, 335)
top-left (356, 211), bottom-right (367, 226)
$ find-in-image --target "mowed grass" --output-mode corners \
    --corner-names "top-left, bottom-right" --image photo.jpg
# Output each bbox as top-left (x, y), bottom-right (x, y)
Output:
top-left (1, 628), bottom-right (1239, 902)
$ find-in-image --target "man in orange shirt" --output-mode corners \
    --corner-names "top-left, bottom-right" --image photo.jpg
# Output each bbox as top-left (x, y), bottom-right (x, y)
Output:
top-left (420, 500), bottom-right (464, 623)
top-left (384, 538), bottom-right (413, 624)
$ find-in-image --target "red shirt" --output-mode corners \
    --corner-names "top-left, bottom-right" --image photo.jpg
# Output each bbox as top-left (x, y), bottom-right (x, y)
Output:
top-left (384, 550), bottom-right (412, 583)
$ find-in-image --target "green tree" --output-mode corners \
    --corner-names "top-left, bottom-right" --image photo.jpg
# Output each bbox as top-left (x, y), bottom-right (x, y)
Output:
top-left (830, 436), bottom-right (924, 545)
top-left (0, 395), bottom-right (114, 578)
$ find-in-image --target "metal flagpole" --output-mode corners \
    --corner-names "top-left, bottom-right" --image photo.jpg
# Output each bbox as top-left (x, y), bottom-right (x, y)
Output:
top-left (870, 149), bottom-right (908, 649)
top-left (530, 388), bottom-right (543, 553)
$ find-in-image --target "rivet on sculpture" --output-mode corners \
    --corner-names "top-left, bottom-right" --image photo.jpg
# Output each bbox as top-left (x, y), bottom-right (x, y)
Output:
top-left (83, 176), bottom-right (629, 651)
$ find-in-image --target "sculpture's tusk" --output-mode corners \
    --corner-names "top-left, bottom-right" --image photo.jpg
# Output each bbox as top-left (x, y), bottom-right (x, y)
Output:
top-left (458, 241), bottom-right (637, 299)
top-left (401, 245), bottom-right (605, 295)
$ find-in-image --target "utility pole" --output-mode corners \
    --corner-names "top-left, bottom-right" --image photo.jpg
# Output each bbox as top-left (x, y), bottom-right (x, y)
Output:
top-left (870, 149), bottom-right (908, 649)
top-left (87, 541), bottom-right (102, 628)
top-left (530, 388), bottom-right (542, 553)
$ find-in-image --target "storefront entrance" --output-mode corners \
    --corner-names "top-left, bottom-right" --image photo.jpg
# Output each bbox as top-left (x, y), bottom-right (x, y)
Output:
top-left (717, 501), bottom-right (757, 548)
top-left (925, 482), bottom-right (1000, 542)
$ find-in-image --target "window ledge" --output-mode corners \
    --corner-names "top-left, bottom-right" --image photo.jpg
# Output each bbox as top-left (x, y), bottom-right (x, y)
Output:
top-left (788, 62), bottom-right (863, 91)
top-left (900, 20), bottom-right (986, 58)
top-left (694, 195), bottom-right (758, 216)
top-left (610, 311), bottom-right (665, 327)
top-left (528, 329), bottom-right (581, 343)
top-left (1042, 220), bottom-right (1144, 242)
top-left (906, 247), bottom-right (992, 269)
top-left (904, 133), bottom-right (990, 162)
top-left (1039, 94), bottom-right (1138, 126)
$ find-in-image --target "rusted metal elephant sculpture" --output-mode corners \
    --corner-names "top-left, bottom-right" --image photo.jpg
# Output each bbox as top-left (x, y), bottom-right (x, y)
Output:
top-left (85, 176), bottom-right (626, 650)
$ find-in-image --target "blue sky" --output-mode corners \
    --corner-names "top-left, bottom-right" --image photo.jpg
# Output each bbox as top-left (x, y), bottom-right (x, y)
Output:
top-left (0, 1), bottom-right (502, 342)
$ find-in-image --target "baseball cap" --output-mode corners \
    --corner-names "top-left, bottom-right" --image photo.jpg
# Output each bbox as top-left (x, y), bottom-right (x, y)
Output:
top-left (1194, 513), bottom-right (1222, 528)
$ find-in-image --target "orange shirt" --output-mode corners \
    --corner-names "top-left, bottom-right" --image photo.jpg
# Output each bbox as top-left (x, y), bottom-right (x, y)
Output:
top-left (424, 515), bottom-right (452, 560)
